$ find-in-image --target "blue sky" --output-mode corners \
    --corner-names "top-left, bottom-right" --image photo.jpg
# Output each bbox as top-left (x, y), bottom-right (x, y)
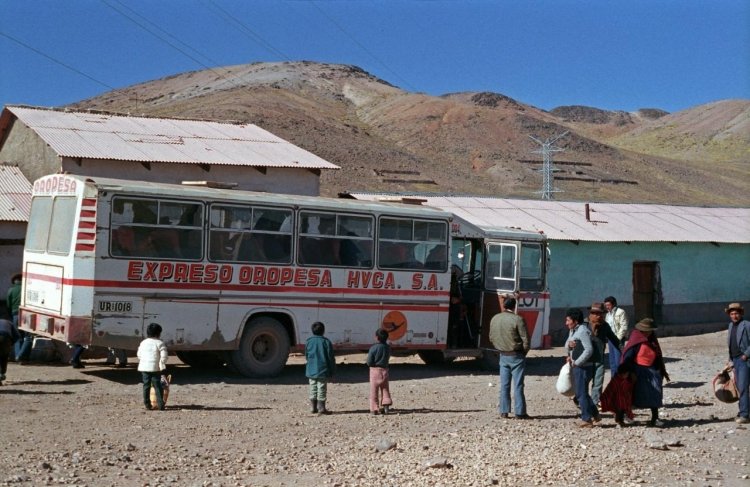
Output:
top-left (1, 0), bottom-right (748, 114)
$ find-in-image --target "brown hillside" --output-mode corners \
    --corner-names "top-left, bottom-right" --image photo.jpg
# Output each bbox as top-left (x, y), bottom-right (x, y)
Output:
top-left (606, 99), bottom-right (750, 165)
top-left (69, 61), bottom-right (749, 206)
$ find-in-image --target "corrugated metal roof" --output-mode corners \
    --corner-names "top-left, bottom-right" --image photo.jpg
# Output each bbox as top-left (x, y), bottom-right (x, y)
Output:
top-left (2, 106), bottom-right (340, 170)
top-left (0, 165), bottom-right (32, 222)
top-left (347, 193), bottom-right (750, 243)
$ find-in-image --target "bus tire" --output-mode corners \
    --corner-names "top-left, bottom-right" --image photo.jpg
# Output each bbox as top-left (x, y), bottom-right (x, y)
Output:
top-left (176, 351), bottom-right (225, 368)
top-left (417, 350), bottom-right (455, 365)
top-left (230, 317), bottom-right (290, 378)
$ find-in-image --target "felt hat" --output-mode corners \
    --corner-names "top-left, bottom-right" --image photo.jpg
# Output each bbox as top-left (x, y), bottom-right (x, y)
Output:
top-left (635, 318), bottom-right (657, 332)
top-left (725, 302), bottom-right (744, 314)
top-left (589, 302), bottom-right (605, 314)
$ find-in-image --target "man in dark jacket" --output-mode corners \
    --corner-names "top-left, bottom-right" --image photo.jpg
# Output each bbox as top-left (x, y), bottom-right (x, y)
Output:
top-left (726, 302), bottom-right (750, 424)
top-left (489, 297), bottom-right (530, 419)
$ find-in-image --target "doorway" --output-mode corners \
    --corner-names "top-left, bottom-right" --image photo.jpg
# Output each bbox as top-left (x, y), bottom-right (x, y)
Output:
top-left (632, 261), bottom-right (658, 322)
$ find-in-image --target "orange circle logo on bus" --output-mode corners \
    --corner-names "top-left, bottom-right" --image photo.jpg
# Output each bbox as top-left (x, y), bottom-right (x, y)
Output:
top-left (382, 311), bottom-right (407, 340)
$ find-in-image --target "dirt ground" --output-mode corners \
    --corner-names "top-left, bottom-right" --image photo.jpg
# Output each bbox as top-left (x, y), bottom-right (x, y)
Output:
top-left (1, 330), bottom-right (748, 487)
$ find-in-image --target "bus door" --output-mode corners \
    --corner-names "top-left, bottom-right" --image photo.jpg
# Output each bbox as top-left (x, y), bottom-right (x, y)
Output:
top-left (143, 298), bottom-right (219, 350)
top-left (478, 241), bottom-right (519, 349)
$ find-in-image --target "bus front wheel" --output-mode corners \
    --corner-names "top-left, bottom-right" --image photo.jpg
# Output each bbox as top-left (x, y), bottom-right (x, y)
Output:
top-left (230, 317), bottom-right (290, 378)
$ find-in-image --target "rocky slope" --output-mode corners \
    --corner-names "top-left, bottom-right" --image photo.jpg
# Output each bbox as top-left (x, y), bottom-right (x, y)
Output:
top-left (69, 61), bottom-right (749, 206)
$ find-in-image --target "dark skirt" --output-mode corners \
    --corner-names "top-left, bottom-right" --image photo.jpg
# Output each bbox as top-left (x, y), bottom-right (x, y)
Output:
top-left (632, 365), bottom-right (663, 408)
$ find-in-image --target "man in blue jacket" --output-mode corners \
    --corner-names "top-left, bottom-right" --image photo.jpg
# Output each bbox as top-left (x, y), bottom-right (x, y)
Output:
top-left (726, 302), bottom-right (750, 424)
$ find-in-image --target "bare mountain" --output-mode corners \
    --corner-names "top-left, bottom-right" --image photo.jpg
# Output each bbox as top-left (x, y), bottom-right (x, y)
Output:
top-left (69, 61), bottom-right (749, 206)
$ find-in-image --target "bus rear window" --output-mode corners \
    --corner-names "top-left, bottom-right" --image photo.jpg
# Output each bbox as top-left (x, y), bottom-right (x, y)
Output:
top-left (26, 196), bottom-right (53, 252)
top-left (26, 196), bottom-right (76, 254)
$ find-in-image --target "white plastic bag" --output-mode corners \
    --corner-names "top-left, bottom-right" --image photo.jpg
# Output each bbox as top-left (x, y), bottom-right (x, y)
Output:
top-left (556, 362), bottom-right (575, 396)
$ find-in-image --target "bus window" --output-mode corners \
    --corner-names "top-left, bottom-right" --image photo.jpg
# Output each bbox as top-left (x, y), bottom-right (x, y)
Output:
top-left (337, 215), bottom-right (373, 267)
top-left (298, 212), bottom-right (373, 268)
top-left (251, 207), bottom-right (292, 264)
top-left (26, 196), bottom-right (53, 252)
top-left (379, 218), bottom-right (447, 271)
top-left (485, 243), bottom-right (516, 292)
top-left (110, 197), bottom-right (203, 260)
top-left (520, 242), bottom-right (545, 291)
top-left (209, 204), bottom-right (292, 264)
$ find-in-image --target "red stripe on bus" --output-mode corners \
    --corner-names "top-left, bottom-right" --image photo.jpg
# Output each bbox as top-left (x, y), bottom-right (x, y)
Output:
top-left (78, 221), bottom-right (96, 229)
top-left (77, 232), bottom-right (96, 240)
top-left (80, 210), bottom-right (96, 218)
top-left (75, 244), bottom-right (95, 251)
top-left (23, 272), bottom-right (449, 297)
top-left (194, 300), bottom-right (448, 312)
top-left (82, 198), bottom-right (97, 207)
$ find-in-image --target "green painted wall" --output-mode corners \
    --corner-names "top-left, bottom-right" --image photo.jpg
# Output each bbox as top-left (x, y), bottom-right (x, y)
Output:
top-left (546, 241), bottom-right (749, 338)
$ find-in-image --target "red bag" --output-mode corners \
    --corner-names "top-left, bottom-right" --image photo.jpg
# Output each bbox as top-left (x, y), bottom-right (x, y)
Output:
top-left (600, 372), bottom-right (635, 419)
top-left (713, 366), bottom-right (739, 403)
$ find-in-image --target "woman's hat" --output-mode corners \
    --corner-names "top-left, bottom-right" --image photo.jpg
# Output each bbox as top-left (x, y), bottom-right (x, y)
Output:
top-left (635, 318), bottom-right (657, 332)
top-left (589, 302), bottom-right (604, 314)
top-left (725, 302), bottom-right (744, 314)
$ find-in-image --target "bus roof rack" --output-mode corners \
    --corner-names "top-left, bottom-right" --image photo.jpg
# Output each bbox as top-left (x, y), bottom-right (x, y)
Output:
top-left (181, 180), bottom-right (239, 189)
top-left (377, 197), bottom-right (427, 205)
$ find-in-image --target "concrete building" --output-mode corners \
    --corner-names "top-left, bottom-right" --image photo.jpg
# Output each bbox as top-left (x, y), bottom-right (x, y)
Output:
top-left (348, 193), bottom-right (750, 341)
top-left (0, 164), bottom-right (31, 306)
top-left (0, 105), bottom-right (339, 196)
top-left (0, 105), bottom-right (339, 312)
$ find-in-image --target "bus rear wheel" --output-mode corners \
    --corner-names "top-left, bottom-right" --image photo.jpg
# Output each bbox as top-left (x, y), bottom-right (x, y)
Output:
top-left (176, 351), bottom-right (225, 368)
top-left (230, 317), bottom-right (290, 378)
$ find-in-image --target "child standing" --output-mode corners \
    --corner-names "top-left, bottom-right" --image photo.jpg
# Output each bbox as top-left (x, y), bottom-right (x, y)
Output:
top-left (367, 328), bottom-right (393, 415)
top-left (305, 321), bottom-right (335, 414)
top-left (137, 323), bottom-right (168, 410)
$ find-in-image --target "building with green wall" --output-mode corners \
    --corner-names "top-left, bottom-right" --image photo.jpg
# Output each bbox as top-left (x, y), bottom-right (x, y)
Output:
top-left (349, 193), bottom-right (750, 342)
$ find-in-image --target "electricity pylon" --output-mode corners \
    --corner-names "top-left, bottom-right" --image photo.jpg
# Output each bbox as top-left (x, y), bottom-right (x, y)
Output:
top-left (529, 131), bottom-right (568, 200)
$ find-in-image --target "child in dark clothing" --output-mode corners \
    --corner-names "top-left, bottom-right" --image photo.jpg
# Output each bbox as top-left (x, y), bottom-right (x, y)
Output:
top-left (305, 321), bottom-right (336, 414)
top-left (367, 328), bottom-right (393, 415)
top-left (0, 310), bottom-right (21, 385)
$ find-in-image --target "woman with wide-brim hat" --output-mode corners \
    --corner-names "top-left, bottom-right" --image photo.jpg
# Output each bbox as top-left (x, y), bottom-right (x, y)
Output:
top-left (619, 318), bottom-right (671, 427)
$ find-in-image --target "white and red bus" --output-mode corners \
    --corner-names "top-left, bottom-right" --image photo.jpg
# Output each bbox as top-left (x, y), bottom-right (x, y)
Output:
top-left (20, 174), bottom-right (548, 376)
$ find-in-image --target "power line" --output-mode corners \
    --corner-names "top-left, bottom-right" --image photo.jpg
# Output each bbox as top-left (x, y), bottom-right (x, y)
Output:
top-left (0, 30), bottom-right (118, 93)
top-left (308, 0), bottom-right (417, 92)
top-left (205, 0), bottom-right (292, 61)
top-left (110, 0), bottom-right (224, 70)
top-left (101, 0), bottom-right (243, 90)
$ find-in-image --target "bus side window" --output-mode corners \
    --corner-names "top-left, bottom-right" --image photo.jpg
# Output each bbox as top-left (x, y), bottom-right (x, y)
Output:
top-left (424, 244), bottom-right (447, 270)
top-left (112, 227), bottom-right (134, 256)
top-left (151, 229), bottom-right (182, 259)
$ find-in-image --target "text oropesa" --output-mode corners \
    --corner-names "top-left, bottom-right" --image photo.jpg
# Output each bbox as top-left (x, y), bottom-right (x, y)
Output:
top-left (126, 261), bottom-right (442, 290)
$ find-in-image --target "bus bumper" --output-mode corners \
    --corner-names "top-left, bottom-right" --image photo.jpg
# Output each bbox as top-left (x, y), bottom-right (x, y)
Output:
top-left (19, 309), bottom-right (92, 345)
